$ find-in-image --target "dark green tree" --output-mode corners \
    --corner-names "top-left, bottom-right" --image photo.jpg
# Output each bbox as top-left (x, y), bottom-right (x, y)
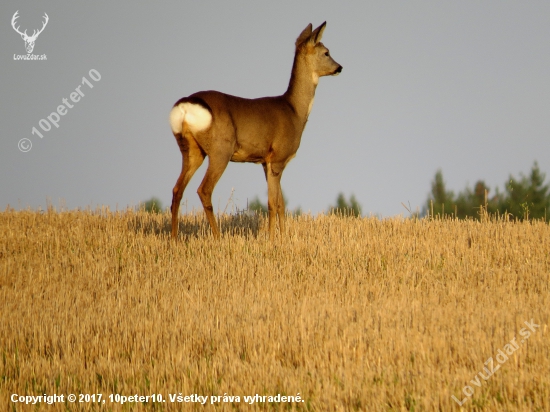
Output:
top-left (453, 180), bottom-right (499, 219)
top-left (498, 162), bottom-right (550, 220)
top-left (248, 196), bottom-right (268, 215)
top-left (424, 170), bottom-right (456, 217)
top-left (329, 193), bottom-right (362, 217)
top-left (248, 191), bottom-right (302, 216)
top-left (141, 197), bottom-right (163, 214)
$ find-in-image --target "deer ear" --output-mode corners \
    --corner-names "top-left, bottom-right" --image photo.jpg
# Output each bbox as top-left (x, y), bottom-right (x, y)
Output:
top-left (310, 21), bottom-right (326, 45)
top-left (295, 23), bottom-right (312, 48)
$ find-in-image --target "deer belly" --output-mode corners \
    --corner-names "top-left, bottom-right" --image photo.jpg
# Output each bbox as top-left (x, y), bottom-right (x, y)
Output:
top-left (230, 148), bottom-right (265, 163)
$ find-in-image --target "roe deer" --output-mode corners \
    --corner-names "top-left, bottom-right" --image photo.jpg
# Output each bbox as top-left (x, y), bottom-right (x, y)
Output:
top-left (169, 22), bottom-right (342, 239)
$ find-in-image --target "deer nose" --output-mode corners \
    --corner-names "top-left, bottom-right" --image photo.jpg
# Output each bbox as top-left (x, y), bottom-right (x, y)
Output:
top-left (334, 65), bottom-right (343, 75)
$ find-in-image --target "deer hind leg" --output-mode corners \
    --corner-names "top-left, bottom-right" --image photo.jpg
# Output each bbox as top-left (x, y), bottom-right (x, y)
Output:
top-left (171, 133), bottom-right (205, 239)
top-left (197, 150), bottom-right (232, 239)
top-left (276, 182), bottom-right (285, 235)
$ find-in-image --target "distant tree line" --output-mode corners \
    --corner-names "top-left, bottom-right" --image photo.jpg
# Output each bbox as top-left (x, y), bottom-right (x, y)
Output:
top-left (248, 191), bottom-right (361, 217)
top-left (424, 161), bottom-right (549, 221)
top-left (141, 192), bottom-right (362, 217)
top-left (141, 162), bottom-right (548, 222)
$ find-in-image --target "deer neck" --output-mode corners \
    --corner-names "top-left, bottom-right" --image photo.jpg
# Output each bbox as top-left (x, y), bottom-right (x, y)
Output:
top-left (284, 53), bottom-right (317, 121)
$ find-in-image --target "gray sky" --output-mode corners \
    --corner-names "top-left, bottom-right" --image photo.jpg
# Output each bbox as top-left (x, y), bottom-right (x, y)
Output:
top-left (2, 1), bottom-right (549, 216)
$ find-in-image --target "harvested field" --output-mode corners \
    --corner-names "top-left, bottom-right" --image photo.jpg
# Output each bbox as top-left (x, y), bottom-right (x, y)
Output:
top-left (1, 209), bottom-right (549, 411)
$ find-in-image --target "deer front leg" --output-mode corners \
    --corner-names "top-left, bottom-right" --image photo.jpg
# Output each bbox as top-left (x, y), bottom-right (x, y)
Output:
top-left (266, 162), bottom-right (285, 239)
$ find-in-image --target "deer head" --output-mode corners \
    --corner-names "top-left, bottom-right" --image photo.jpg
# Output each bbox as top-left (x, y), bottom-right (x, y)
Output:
top-left (12, 11), bottom-right (49, 54)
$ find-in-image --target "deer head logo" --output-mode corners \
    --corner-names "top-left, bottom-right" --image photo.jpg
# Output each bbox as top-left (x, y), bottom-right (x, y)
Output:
top-left (11, 11), bottom-right (49, 54)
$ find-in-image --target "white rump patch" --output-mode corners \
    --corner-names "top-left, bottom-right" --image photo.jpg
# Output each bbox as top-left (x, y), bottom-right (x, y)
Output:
top-left (169, 102), bottom-right (212, 135)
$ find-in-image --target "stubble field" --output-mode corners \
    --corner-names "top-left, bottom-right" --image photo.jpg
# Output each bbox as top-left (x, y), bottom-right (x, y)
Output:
top-left (1, 209), bottom-right (549, 411)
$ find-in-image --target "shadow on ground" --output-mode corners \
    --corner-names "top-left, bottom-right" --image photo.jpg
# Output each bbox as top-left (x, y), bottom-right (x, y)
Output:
top-left (128, 212), bottom-right (263, 240)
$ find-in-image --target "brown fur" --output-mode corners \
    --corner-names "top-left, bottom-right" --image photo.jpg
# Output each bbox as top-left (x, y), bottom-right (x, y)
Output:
top-left (170, 22), bottom-right (342, 239)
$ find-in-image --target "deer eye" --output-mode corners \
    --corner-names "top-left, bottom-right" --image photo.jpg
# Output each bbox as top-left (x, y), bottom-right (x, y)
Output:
top-left (324, 51), bottom-right (330, 56)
